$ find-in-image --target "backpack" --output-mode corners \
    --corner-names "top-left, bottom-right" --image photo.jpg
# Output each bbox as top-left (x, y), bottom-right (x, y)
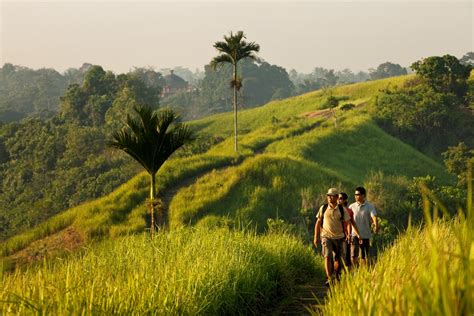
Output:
top-left (320, 204), bottom-right (346, 236)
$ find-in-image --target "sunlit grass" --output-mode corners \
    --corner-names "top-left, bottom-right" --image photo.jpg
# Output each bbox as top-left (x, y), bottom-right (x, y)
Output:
top-left (169, 154), bottom-right (349, 230)
top-left (266, 113), bottom-right (452, 184)
top-left (1, 229), bottom-right (319, 315)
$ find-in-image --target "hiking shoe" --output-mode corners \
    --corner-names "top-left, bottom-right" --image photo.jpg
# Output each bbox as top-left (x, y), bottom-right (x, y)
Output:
top-left (324, 279), bottom-right (330, 287)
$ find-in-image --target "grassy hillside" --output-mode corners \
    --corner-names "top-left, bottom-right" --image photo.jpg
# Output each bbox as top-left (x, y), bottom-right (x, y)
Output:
top-left (1, 74), bottom-right (453, 261)
top-left (190, 75), bottom-right (412, 137)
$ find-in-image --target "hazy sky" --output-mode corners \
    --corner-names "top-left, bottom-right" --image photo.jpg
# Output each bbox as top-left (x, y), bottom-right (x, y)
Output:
top-left (1, 0), bottom-right (472, 74)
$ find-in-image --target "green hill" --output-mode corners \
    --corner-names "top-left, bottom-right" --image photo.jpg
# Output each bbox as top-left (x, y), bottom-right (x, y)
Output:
top-left (1, 74), bottom-right (453, 260)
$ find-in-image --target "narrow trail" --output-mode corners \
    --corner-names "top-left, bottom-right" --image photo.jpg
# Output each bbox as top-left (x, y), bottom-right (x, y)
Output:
top-left (273, 278), bottom-right (328, 315)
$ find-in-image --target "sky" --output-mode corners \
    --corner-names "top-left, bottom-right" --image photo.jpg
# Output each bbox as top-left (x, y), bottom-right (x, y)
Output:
top-left (0, 0), bottom-right (472, 74)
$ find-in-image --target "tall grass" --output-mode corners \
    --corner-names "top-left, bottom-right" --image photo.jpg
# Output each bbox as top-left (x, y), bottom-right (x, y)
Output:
top-left (317, 170), bottom-right (473, 315)
top-left (1, 229), bottom-right (319, 315)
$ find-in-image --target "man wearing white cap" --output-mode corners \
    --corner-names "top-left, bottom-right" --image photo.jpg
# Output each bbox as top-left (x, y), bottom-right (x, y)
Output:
top-left (314, 187), bottom-right (361, 286)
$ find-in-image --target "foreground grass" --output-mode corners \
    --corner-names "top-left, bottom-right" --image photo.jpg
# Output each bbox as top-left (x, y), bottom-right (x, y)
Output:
top-left (1, 228), bottom-right (319, 315)
top-left (318, 196), bottom-right (473, 315)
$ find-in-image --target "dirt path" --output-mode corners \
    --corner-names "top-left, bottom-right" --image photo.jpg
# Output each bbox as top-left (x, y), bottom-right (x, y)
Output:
top-left (272, 278), bottom-right (328, 315)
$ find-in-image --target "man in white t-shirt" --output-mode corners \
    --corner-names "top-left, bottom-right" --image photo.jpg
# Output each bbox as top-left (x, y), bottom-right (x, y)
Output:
top-left (349, 186), bottom-right (379, 266)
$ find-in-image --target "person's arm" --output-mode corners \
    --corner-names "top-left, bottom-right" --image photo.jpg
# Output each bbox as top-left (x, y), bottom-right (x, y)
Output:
top-left (349, 217), bottom-right (361, 238)
top-left (370, 204), bottom-right (380, 234)
top-left (314, 218), bottom-right (322, 246)
top-left (372, 215), bottom-right (379, 234)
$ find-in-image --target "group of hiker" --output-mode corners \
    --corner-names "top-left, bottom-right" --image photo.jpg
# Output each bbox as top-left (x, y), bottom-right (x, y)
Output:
top-left (313, 186), bottom-right (379, 286)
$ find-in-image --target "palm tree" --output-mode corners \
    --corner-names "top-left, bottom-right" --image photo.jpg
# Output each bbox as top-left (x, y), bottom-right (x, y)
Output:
top-left (110, 105), bottom-right (193, 236)
top-left (211, 31), bottom-right (260, 152)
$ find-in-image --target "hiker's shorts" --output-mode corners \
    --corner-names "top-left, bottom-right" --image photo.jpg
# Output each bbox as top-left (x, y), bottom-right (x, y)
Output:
top-left (351, 236), bottom-right (370, 259)
top-left (321, 237), bottom-right (346, 259)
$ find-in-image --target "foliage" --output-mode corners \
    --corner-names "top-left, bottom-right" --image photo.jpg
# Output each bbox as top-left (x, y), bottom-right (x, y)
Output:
top-left (0, 119), bottom-right (139, 241)
top-left (1, 229), bottom-right (319, 315)
top-left (0, 65), bottom-right (164, 241)
top-left (340, 103), bottom-right (355, 111)
top-left (411, 54), bottom-right (472, 98)
top-left (442, 142), bottom-right (474, 186)
top-left (59, 66), bottom-right (161, 127)
top-left (374, 55), bottom-right (474, 156)
top-left (459, 51), bottom-right (474, 67)
top-left (0, 64), bottom-right (67, 122)
top-left (369, 61), bottom-right (407, 80)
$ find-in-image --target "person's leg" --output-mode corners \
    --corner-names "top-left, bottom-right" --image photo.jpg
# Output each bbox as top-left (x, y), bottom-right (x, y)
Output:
top-left (322, 238), bottom-right (334, 283)
top-left (333, 258), bottom-right (339, 277)
top-left (335, 238), bottom-right (347, 278)
top-left (325, 256), bottom-right (333, 280)
top-left (360, 239), bottom-right (370, 265)
top-left (345, 240), bottom-right (352, 269)
top-left (351, 236), bottom-right (360, 267)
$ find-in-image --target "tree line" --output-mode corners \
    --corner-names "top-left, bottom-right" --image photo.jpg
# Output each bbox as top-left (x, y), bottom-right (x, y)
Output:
top-left (7, 54), bottom-right (473, 123)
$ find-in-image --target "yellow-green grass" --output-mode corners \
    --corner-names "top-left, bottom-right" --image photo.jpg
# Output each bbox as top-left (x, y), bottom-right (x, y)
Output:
top-left (266, 113), bottom-right (452, 185)
top-left (189, 75), bottom-right (412, 138)
top-left (205, 115), bottom-right (325, 156)
top-left (318, 217), bottom-right (473, 315)
top-left (169, 154), bottom-right (350, 230)
top-left (0, 153), bottom-right (237, 257)
top-left (1, 228), bottom-right (320, 315)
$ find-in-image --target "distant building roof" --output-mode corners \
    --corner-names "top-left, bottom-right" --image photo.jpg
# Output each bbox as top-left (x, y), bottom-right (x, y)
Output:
top-left (164, 70), bottom-right (188, 89)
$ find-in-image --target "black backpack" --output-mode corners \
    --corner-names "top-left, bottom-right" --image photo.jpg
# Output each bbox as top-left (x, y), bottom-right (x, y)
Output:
top-left (320, 203), bottom-right (346, 236)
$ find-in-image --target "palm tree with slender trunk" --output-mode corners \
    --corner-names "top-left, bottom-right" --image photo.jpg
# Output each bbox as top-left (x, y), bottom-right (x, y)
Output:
top-left (211, 31), bottom-right (260, 152)
top-left (110, 105), bottom-right (193, 236)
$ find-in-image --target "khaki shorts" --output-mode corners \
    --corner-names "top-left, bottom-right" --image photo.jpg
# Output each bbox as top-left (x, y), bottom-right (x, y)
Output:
top-left (321, 237), bottom-right (346, 260)
top-left (351, 236), bottom-right (370, 259)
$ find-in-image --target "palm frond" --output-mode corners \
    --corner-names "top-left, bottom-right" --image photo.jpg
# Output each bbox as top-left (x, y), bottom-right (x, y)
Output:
top-left (210, 54), bottom-right (234, 70)
top-left (109, 105), bottom-right (193, 176)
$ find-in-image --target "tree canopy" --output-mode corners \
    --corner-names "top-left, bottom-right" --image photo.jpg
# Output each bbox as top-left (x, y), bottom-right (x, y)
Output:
top-left (411, 54), bottom-right (472, 98)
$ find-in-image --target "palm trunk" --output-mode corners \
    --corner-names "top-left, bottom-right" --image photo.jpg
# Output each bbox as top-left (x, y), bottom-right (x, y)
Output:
top-left (233, 63), bottom-right (238, 152)
top-left (149, 173), bottom-right (156, 237)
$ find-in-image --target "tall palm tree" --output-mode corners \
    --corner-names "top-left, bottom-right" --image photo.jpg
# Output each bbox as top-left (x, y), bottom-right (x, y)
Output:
top-left (211, 31), bottom-right (260, 152)
top-left (110, 105), bottom-right (193, 235)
